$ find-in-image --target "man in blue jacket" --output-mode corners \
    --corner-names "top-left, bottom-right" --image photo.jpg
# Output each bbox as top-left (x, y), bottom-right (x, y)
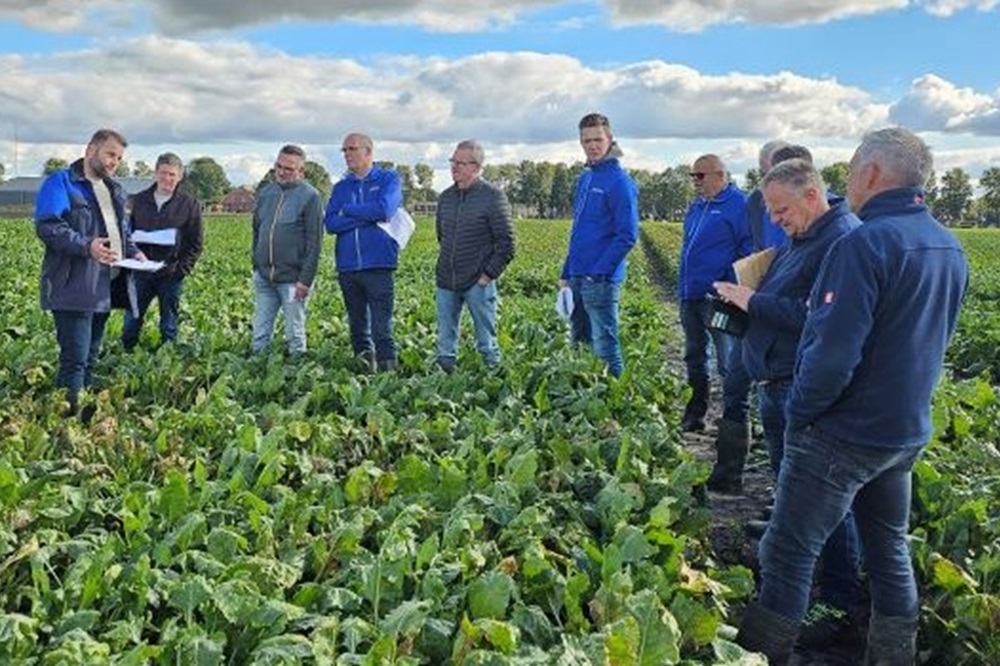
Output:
top-left (708, 139), bottom-right (791, 492)
top-left (325, 133), bottom-right (403, 372)
top-left (34, 128), bottom-right (143, 413)
top-left (678, 155), bottom-right (751, 430)
top-left (736, 127), bottom-right (969, 665)
top-left (560, 112), bottom-right (638, 377)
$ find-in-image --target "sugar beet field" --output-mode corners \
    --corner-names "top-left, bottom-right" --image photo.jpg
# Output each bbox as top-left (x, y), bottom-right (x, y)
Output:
top-left (0, 217), bottom-right (998, 664)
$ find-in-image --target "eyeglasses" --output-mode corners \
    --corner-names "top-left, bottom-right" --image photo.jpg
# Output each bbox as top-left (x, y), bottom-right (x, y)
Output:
top-left (449, 158), bottom-right (477, 167)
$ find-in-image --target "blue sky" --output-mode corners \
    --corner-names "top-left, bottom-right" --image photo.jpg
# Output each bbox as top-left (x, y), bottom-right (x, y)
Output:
top-left (0, 1), bottom-right (998, 190)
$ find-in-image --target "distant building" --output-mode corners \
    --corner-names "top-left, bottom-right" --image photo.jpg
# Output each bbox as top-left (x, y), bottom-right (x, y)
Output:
top-left (410, 200), bottom-right (437, 216)
top-left (0, 175), bottom-right (154, 208)
top-left (219, 186), bottom-right (255, 213)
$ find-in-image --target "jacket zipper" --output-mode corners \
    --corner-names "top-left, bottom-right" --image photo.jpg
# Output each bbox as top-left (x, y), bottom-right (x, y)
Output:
top-left (354, 183), bottom-right (363, 270)
top-left (450, 191), bottom-right (464, 289)
top-left (268, 190), bottom-right (286, 282)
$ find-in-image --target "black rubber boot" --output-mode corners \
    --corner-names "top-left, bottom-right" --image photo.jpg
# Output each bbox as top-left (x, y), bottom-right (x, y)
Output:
top-left (706, 418), bottom-right (751, 493)
top-left (864, 612), bottom-right (917, 665)
top-left (736, 601), bottom-right (800, 666)
top-left (682, 375), bottom-right (709, 431)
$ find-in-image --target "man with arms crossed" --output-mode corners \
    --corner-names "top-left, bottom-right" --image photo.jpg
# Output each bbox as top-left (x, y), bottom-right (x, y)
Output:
top-left (325, 133), bottom-right (403, 372)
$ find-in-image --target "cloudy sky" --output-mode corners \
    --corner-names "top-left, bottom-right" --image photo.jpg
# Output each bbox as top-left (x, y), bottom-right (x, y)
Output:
top-left (1, 0), bottom-right (998, 190)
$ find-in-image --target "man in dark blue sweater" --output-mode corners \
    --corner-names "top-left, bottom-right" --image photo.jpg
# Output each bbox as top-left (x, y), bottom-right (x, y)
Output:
top-left (736, 127), bottom-right (969, 665)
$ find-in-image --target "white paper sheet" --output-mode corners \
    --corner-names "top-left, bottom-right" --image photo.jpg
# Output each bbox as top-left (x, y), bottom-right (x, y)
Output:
top-left (113, 258), bottom-right (165, 272)
top-left (130, 228), bottom-right (177, 246)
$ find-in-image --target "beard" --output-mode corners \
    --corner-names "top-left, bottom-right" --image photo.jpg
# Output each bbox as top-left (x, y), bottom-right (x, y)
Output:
top-left (88, 155), bottom-right (111, 179)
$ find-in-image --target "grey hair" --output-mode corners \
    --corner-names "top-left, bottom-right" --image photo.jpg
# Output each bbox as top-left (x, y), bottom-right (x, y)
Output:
top-left (456, 139), bottom-right (484, 166)
top-left (155, 152), bottom-right (184, 172)
top-left (759, 139), bottom-right (790, 164)
top-left (279, 144), bottom-right (307, 160)
top-left (854, 127), bottom-right (933, 188)
top-left (762, 158), bottom-right (827, 195)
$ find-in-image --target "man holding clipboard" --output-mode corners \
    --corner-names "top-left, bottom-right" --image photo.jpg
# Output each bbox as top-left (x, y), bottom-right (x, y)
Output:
top-left (122, 152), bottom-right (203, 350)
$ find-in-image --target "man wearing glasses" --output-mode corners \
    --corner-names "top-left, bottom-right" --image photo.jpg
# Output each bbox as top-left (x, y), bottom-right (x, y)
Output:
top-left (678, 154), bottom-right (752, 431)
top-left (250, 144), bottom-right (324, 354)
top-left (324, 133), bottom-right (403, 372)
top-left (434, 140), bottom-right (515, 371)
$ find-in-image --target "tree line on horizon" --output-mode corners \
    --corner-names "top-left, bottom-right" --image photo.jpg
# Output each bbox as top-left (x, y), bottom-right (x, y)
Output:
top-left (10, 154), bottom-right (1000, 227)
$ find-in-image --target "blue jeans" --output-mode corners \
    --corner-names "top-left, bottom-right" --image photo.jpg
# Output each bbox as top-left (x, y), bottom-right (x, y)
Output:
top-left (436, 281), bottom-right (500, 368)
top-left (758, 382), bottom-right (863, 613)
top-left (52, 309), bottom-right (110, 406)
top-left (721, 340), bottom-right (753, 423)
top-left (121, 273), bottom-right (184, 349)
top-left (252, 271), bottom-right (308, 353)
top-left (759, 426), bottom-right (921, 622)
top-left (568, 278), bottom-right (623, 377)
top-left (680, 299), bottom-right (733, 385)
top-left (338, 269), bottom-right (396, 363)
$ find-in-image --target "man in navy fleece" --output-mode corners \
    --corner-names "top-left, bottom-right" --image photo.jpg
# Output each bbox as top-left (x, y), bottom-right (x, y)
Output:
top-left (736, 127), bottom-right (969, 665)
top-left (559, 112), bottom-right (638, 377)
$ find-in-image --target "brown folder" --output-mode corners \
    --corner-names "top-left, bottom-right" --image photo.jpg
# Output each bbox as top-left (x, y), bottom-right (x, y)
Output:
top-left (733, 248), bottom-right (777, 290)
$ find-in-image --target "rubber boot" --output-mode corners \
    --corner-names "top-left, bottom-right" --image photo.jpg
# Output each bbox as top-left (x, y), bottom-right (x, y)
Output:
top-left (682, 375), bottom-right (709, 431)
top-left (706, 418), bottom-right (751, 493)
top-left (736, 601), bottom-right (800, 666)
top-left (864, 613), bottom-right (917, 666)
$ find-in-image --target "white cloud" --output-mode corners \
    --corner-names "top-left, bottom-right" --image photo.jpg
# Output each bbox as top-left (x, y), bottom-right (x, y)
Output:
top-left (1, 38), bottom-right (998, 185)
top-left (889, 74), bottom-right (998, 131)
top-left (2, 0), bottom-right (998, 34)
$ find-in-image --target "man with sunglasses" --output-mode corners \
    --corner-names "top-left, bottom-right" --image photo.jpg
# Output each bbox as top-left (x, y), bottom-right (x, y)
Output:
top-left (678, 155), bottom-right (752, 432)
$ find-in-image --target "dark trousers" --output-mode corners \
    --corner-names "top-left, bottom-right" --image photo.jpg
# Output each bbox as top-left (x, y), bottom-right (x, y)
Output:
top-left (53, 310), bottom-right (110, 406)
top-left (338, 269), bottom-right (396, 363)
top-left (122, 274), bottom-right (184, 349)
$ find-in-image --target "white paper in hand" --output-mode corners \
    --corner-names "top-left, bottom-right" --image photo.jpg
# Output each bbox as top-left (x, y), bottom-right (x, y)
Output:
top-left (377, 208), bottom-right (416, 250)
top-left (131, 228), bottom-right (177, 246)
top-left (555, 286), bottom-right (574, 320)
top-left (113, 258), bottom-right (165, 272)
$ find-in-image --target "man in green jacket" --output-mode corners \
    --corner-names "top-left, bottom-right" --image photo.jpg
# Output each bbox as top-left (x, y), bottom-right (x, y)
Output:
top-left (251, 144), bottom-right (323, 354)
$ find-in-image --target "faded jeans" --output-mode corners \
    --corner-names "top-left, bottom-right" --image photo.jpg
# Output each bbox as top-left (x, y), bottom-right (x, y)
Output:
top-left (758, 425), bottom-right (922, 622)
top-left (568, 277), bottom-right (623, 377)
top-left (436, 281), bottom-right (500, 368)
top-left (252, 271), bottom-right (308, 353)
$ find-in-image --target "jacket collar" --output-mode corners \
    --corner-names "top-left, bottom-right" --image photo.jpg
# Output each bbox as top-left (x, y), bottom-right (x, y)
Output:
top-left (856, 187), bottom-right (927, 222)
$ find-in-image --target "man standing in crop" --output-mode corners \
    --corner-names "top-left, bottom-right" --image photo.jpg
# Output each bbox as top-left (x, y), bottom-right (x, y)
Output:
top-left (34, 128), bottom-right (144, 413)
top-left (325, 133), bottom-right (403, 372)
top-left (434, 139), bottom-right (515, 371)
top-left (559, 112), bottom-right (638, 377)
top-left (737, 127), bottom-right (969, 665)
top-left (121, 152), bottom-right (203, 350)
top-left (678, 154), bottom-right (751, 430)
top-left (251, 144), bottom-right (324, 354)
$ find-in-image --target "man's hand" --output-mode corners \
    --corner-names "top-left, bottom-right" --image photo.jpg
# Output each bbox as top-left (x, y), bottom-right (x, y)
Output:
top-left (89, 237), bottom-right (119, 265)
top-left (294, 281), bottom-right (311, 301)
top-left (713, 281), bottom-right (754, 312)
top-left (131, 251), bottom-right (147, 262)
top-left (477, 274), bottom-right (492, 287)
